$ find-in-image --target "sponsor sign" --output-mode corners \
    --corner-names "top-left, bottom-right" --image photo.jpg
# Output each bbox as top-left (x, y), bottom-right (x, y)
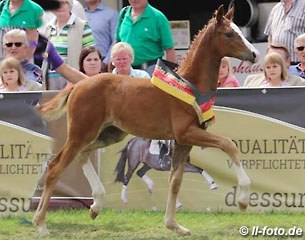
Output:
top-left (0, 93), bottom-right (52, 215)
top-left (0, 92), bottom-right (98, 215)
top-left (101, 88), bottom-right (305, 212)
top-left (1, 88), bottom-right (305, 213)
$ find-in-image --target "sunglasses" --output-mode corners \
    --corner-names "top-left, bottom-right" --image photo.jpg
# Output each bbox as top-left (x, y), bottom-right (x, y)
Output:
top-left (4, 42), bottom-right (24, 48)
top-left (296, 46), bottom-right (305, 51)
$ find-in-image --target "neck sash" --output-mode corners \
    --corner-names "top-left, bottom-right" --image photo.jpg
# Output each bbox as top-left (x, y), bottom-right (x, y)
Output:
top-left (151, 59), bottom-right (216, 126)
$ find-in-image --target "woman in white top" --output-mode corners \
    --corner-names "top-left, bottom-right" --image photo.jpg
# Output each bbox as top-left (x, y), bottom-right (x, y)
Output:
top-left (111, 42), bottom-right (151, 78)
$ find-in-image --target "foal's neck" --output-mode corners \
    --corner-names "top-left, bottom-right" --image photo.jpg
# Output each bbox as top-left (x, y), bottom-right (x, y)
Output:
top-left (178, 24), bottom-right (222, 92)
top-left (180, 49), bottom-right (222, 93)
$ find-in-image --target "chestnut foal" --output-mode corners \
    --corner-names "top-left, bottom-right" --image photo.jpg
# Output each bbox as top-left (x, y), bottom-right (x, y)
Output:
top-left (33, 5), bottom-right (259, 236)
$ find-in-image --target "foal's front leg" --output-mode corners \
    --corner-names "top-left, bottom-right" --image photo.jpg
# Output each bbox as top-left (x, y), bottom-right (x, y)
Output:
top-left (183, 127), bottom-right (250, 211)
top-left (165, 144), bottom-right (192, 236)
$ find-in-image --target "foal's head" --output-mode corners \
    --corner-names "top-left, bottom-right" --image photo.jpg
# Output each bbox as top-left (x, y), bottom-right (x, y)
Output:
top-left (211, 5), bottom-right (259, 63)
top-left (179, 5), bottom-right (259, 80)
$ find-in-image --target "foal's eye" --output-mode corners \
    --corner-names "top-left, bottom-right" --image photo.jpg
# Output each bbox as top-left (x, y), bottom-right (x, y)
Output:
top-left (225, 32), bottom-right (234, 38)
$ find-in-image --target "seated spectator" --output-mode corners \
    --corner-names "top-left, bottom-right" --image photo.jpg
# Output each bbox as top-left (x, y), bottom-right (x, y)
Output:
top-left (217, 57), bottom-right (239, 88)
top-left (65, 45), bottom-right (104, 88)
top-left (3, 29), bottom-right (43, 83)
top-left (110, 42), bottom-right (150, 78)
top-left (44, 0), bottom-right (95, 89)
top-left (0, 57), bottom-right (27, 92)
top-left (244, 44), bottom-right (305, 87)
top-left (260, 52), bottom-right (288, 87)
top-left (4, 29), bottom-right (87, 90)
top-left (79, 46), bottom-right (105, 76)
top-left (289, 33), bottom-right (305, 79)
top-left (0, 0), bottom-right (44, 60)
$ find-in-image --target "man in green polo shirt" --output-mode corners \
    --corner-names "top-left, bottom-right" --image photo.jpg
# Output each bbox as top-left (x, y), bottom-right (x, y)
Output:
top-left (116, 0), bottom-right (176, 76)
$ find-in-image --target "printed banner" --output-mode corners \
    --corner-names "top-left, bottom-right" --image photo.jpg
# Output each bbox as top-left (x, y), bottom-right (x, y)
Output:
top-left (101, 87), bottom-right (305, 212)
top-left (0, 92), bottom-right (98, 215)
top-left (1, 88), bottom-right (305, 214)
top-left (0, 92), bottom-right (52, 215)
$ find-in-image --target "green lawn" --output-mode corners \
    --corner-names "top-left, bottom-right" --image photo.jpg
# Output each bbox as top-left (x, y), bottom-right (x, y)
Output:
top-left (0, 208), bottom-right (304, 240)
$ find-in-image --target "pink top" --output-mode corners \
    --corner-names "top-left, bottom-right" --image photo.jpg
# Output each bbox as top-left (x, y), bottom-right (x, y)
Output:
top-left (260, 79), bottom-right (289, 87)
top-left (218, 76), bottom-right (240, 88)
top-left (0, 86), bottom-right (26, 92)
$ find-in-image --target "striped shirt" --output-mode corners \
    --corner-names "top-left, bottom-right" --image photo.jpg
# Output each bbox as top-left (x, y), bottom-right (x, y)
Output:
top-left (48, 14), bottom-right (94, 66)
top-left (264, 0), bottom-right (305, 63)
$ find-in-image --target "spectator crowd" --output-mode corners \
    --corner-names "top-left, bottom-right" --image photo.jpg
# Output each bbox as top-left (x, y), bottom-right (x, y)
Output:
top-left (0, 0), bottom-right (304, 92)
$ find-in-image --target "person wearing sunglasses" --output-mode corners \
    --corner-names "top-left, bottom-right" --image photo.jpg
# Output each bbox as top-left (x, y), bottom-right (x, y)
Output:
top-left (3, 28), bottom-right (88, 90)
top-left (288, 33), bottom-right (305, 79)
top-left (3, 29), bottom-right (43, 86)
top-left (0, 0), bottom-right (44, 61)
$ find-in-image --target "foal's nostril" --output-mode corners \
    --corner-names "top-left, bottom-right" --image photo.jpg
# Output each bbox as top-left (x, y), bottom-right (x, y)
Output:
top-left (252, 52), bottom-right (257, 59)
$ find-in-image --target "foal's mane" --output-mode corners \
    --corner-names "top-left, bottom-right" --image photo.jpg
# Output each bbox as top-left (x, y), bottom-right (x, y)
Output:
top-left (191, 15), bottom-right (217, 50)
top-left (178, 16), bottom-right (217, 74)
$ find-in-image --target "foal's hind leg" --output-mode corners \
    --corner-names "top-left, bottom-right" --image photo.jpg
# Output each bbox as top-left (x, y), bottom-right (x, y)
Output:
top-left (80, 150), bottom-right (105, 220)
top-left (32, 141), bottom-right (86, 236)
top-left (165, 144), bottom-right (192, 236)
top-left (82, 127), bottom-right (127, 214)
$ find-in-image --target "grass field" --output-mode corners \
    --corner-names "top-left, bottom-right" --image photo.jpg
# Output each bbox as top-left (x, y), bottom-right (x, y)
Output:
top-left (0, 208), bottom-right (304, 240)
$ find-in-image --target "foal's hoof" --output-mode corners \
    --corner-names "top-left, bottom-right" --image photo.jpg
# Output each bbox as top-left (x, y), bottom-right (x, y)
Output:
top-left (148, 188), bottom-right (153, 195)
top-left (238, 201), bottom-right (248, 211)
top-left (35, 223), bottom-right (49, 237)
top-left (89, 208), bottom-right (98, 220)
top-left (166, 223), bottom-right (191, 236)
top-left (238, 182), bottom-right (250, 212)
top-left (177, 227), bottom-right (191, 236)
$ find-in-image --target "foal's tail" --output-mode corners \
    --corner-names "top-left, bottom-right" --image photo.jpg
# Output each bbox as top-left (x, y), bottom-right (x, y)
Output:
top-left (37, 85), bottom-right (74, 121)
top-left (114, 141), bottom-right (129, 183)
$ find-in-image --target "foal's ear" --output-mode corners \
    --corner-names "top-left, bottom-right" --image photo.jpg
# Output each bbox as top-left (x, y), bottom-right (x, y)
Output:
top-left (225, 4), bottom-right (234, 21)
top-left (216, 4), bottom-right (225, 23)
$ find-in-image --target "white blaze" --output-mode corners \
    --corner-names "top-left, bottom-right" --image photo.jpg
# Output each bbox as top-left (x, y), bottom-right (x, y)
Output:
top-left (230, 22), bottom-right (260, 61)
